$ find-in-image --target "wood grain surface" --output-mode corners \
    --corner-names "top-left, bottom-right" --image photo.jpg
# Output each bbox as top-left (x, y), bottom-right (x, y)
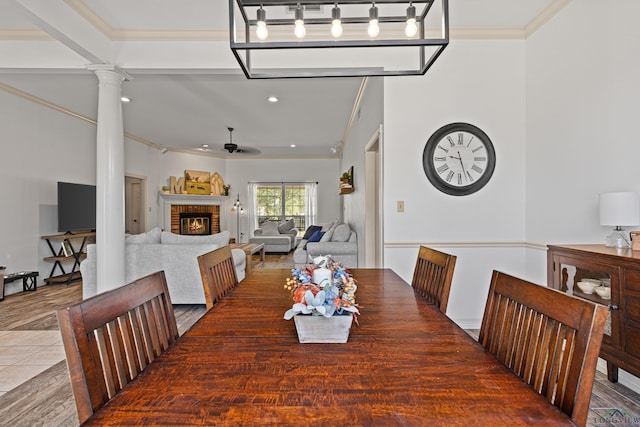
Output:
top-left (82, 269), bottom-right (577, 426)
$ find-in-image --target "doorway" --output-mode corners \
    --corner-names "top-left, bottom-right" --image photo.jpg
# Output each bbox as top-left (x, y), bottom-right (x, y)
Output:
top-left (364, 125), bottom-right (383, 267)
top-left (125, 175), bottom-right (146, 234)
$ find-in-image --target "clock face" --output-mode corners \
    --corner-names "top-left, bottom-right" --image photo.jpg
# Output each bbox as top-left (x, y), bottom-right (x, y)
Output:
top-left (422, 123), bottom-right (496, 196)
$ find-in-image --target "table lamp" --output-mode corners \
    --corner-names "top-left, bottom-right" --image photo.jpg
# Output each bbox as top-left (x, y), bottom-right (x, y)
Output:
top-left (599, 191), bottom-right (640, 247)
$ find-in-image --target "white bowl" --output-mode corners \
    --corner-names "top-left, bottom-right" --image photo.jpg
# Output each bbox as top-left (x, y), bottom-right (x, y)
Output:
top-left (577, 281), bottom-right (598, 294)
top-left (581, 278), bottom-right (602, 286)
top-left (595, 286), bottom-right (611, 299)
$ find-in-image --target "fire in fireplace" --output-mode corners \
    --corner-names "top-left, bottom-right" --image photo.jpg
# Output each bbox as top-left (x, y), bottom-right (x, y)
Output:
top-left (179, 212), bottom-right (212, 235)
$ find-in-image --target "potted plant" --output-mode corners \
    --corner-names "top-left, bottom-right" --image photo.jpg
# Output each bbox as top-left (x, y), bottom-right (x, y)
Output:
top-left (284, 256), bottom-right (359, 343)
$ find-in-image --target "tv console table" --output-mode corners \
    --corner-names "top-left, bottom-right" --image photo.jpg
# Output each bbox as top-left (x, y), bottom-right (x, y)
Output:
top-left (547, 244), bottom-right (640, 383)
top-left (41, 231), bottom-right (95, 285)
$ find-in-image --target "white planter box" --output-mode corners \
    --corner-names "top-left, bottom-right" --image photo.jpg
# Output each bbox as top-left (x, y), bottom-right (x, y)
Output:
top-left (293, 313), bottom-right (353, 343)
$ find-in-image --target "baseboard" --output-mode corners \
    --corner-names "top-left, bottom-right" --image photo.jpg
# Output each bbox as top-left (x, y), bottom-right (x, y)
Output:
top-left (596, 358), bottom-right (640, 395)
top-left (453, 318), bottom-right (481, 330)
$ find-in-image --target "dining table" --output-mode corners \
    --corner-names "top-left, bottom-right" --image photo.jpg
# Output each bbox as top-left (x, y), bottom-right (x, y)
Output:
top-left (82, 268), bottom-right (578, 426)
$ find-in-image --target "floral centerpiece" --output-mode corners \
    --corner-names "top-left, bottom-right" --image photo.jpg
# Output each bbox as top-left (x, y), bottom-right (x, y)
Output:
top-left (283, 256), bottom-right (359, 343)
top-left (284, 255), bottom-right (360, 320)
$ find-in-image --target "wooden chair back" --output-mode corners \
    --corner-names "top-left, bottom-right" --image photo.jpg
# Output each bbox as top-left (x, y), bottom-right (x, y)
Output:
top-left (478, 270), bottom-right (607, 426)
top-left (411, 245), bottom-right (457, 313)
top-left (198, 245), bottom-right (239, 310)
top-left (57, 271), bottom-right (179, 424)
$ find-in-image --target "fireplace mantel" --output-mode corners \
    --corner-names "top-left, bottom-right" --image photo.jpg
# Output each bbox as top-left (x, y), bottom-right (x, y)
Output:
top-left (159, 192), bottom-right (229, 233)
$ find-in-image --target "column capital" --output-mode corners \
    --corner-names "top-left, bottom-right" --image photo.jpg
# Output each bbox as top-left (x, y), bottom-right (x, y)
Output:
top-left (86, 64), bottom-right (133, 81)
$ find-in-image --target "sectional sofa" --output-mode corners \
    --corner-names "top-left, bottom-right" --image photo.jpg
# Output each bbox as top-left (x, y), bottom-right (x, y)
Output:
top-left (80, 228), bottom-right (246, 304)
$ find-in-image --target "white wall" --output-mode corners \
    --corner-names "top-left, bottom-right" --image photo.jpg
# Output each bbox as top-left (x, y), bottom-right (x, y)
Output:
top-left (383, 40), bottom-right (526, 327)
top-left (340, 77), bottom-right (384, 267)
top-left (225, 158), bottom-right (341, 243)
top-left (0, 89), bottom-right (96, 295)
top-left (524, 0), bottom-right (640, 391)
top-left (525, 0), bottom-right (640, 279)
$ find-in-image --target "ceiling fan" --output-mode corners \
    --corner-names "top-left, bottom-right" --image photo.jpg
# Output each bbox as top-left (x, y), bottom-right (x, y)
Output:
top-left (222, 127), bottom-right (261, 155)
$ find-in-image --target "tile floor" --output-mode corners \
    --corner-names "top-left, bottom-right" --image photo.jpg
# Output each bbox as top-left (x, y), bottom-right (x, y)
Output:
top-left (0, 330), bottom-right (66, 398)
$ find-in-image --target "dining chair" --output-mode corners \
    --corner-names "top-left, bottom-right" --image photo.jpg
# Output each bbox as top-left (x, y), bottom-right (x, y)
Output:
top-left (478, 270), bottom-right (608, 427)
top-left (410, 245), bottom-right (457, 313)
top-left (57, 271), bottom-right (179, 424)
top-left (198, 245), bottom-right (239, 310)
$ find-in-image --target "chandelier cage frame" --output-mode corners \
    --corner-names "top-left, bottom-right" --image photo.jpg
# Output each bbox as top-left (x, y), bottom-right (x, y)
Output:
top-left (229, 0), bottom-right (449, 79)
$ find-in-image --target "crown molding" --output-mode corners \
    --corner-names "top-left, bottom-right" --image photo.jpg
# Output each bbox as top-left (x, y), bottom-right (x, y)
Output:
top-left (450, 28), bottom-right (525, 40)
top-left (0, 29), bottom-right (53, 40)
top-left (110, 29), bottom-right (227, 41)
top-left (63, 0), bottom-right (112, 38)
top-left (0, 81), bottom-right (158, 149)
top-left (525, 0), bottom-right (573, 38)
top-left (3, 0), bottom-right (573, 43)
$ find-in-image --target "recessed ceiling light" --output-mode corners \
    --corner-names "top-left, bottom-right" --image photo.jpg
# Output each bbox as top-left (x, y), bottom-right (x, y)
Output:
top-left (121, 96), bottom-right (131, 103)
top-left (202, 144), bottom-right (209, 148)
top-left (290, 144), bottom-right (296, 148)
top-left (268, 96), bottom-right (279, 103)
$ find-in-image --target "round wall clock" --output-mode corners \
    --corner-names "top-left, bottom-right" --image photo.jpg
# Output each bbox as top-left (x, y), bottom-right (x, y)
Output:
top-left (422, 122), bottom-right (496, 196)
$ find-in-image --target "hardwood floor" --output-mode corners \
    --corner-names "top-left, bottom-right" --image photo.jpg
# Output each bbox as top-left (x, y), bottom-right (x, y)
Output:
top-left (0, 253), bottom-right (638, 427)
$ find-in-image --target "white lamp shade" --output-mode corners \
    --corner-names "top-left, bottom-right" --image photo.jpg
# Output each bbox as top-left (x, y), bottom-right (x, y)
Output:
top-left (599, 191), bottom-right (640, 226)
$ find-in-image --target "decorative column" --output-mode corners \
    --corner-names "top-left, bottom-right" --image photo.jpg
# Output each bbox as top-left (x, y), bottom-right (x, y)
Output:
top-left (89, 65), bottom-right (126, 293)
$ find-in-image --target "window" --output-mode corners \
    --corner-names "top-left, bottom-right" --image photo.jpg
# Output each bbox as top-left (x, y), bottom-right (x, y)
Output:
top-left (249, 183), bottom-right (317, 232)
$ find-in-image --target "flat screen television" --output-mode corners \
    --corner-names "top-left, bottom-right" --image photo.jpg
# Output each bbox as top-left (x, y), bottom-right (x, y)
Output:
top-left (57, 182), bottom-right (96, 232)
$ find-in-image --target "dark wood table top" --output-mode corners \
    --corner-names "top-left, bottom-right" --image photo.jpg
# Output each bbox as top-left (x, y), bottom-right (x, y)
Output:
top-left (83, 269), bottom-right (577, 426)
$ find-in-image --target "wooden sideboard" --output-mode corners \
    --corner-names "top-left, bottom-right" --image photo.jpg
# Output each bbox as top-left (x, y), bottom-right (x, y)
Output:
top-left (547, 244), bottom-right (640, 382)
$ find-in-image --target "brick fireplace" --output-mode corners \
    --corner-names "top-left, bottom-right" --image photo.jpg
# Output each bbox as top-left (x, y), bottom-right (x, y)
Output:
top-left (173, 206), bottom-right (219, 235)
top-left (160, 193), bottom-right (228, 235)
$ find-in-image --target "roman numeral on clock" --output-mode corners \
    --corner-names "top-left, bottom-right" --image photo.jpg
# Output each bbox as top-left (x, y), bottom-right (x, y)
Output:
top-left (437, 164), bottom-right (450, 174)
top-left (446, 170), bottom-right (455, 182)
top-left (446, 136), bottom-right (455, 147)
top-left (471, 164), bottom-right (483, 174)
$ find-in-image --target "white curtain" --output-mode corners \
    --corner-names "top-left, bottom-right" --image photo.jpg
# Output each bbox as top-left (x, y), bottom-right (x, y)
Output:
top-left (248, 183), bottom-right (258, 236)
top-left (304, 182), bottom-right (317, 229)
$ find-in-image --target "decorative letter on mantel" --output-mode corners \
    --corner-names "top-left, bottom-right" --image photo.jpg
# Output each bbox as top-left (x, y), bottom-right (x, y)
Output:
top-left (166, 170), bottom-right (229, 197)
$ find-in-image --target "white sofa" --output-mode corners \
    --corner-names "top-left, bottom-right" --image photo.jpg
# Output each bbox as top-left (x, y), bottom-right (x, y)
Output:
top-left (80, 228), bottom-right (246, 304)
top-left (293, 221), bottom-right (357, 268)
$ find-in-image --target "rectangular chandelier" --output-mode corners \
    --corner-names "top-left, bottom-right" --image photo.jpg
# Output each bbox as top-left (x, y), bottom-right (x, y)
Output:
top-left (229, 0), bottom-right (449, 79)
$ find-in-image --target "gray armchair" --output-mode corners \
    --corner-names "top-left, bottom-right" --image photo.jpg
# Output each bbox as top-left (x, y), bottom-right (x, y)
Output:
top-left (249, 219), bottom-right (298, 253)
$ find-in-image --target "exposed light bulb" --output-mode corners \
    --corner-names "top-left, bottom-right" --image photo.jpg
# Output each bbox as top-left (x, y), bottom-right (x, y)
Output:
top-left (405, 4), bottom-right (417, 37)
top-left (331, 5), bottom-right (342, 38)
top-left (256, 22), bottom-right (268, 40)
top-left (256, 7), bottom-right (268, 40)
top-left (295, 20), bottom-right (306, 38)
top-left (405, 19), bottom-right (417, 37)
top-left (368, 4), bottom-right (379, 38)
top-left (294, 5), bottom-right (306, 39)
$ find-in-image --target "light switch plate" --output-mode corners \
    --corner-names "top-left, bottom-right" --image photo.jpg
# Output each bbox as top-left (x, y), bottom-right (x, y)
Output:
top-left (397, 201), bottom-right (405, 212)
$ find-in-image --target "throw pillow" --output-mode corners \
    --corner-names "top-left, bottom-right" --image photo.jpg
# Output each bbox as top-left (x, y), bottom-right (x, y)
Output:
top-left (126, 227), bottom-right (162, 244)
top-left (260, 221), bottom-right (280, 236)
top-left (302, 225), bottom-right (322, 240)
top-left (331, 223), bottom-right (351, 242)
top-left (320, 220), bottom-right (336, 232)
top-left (278, 218), bottom-right (295, 234)
top-left (304, 230), bottom-right (325, 249)
top-left (320, 229), bottom-right (333, 242)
